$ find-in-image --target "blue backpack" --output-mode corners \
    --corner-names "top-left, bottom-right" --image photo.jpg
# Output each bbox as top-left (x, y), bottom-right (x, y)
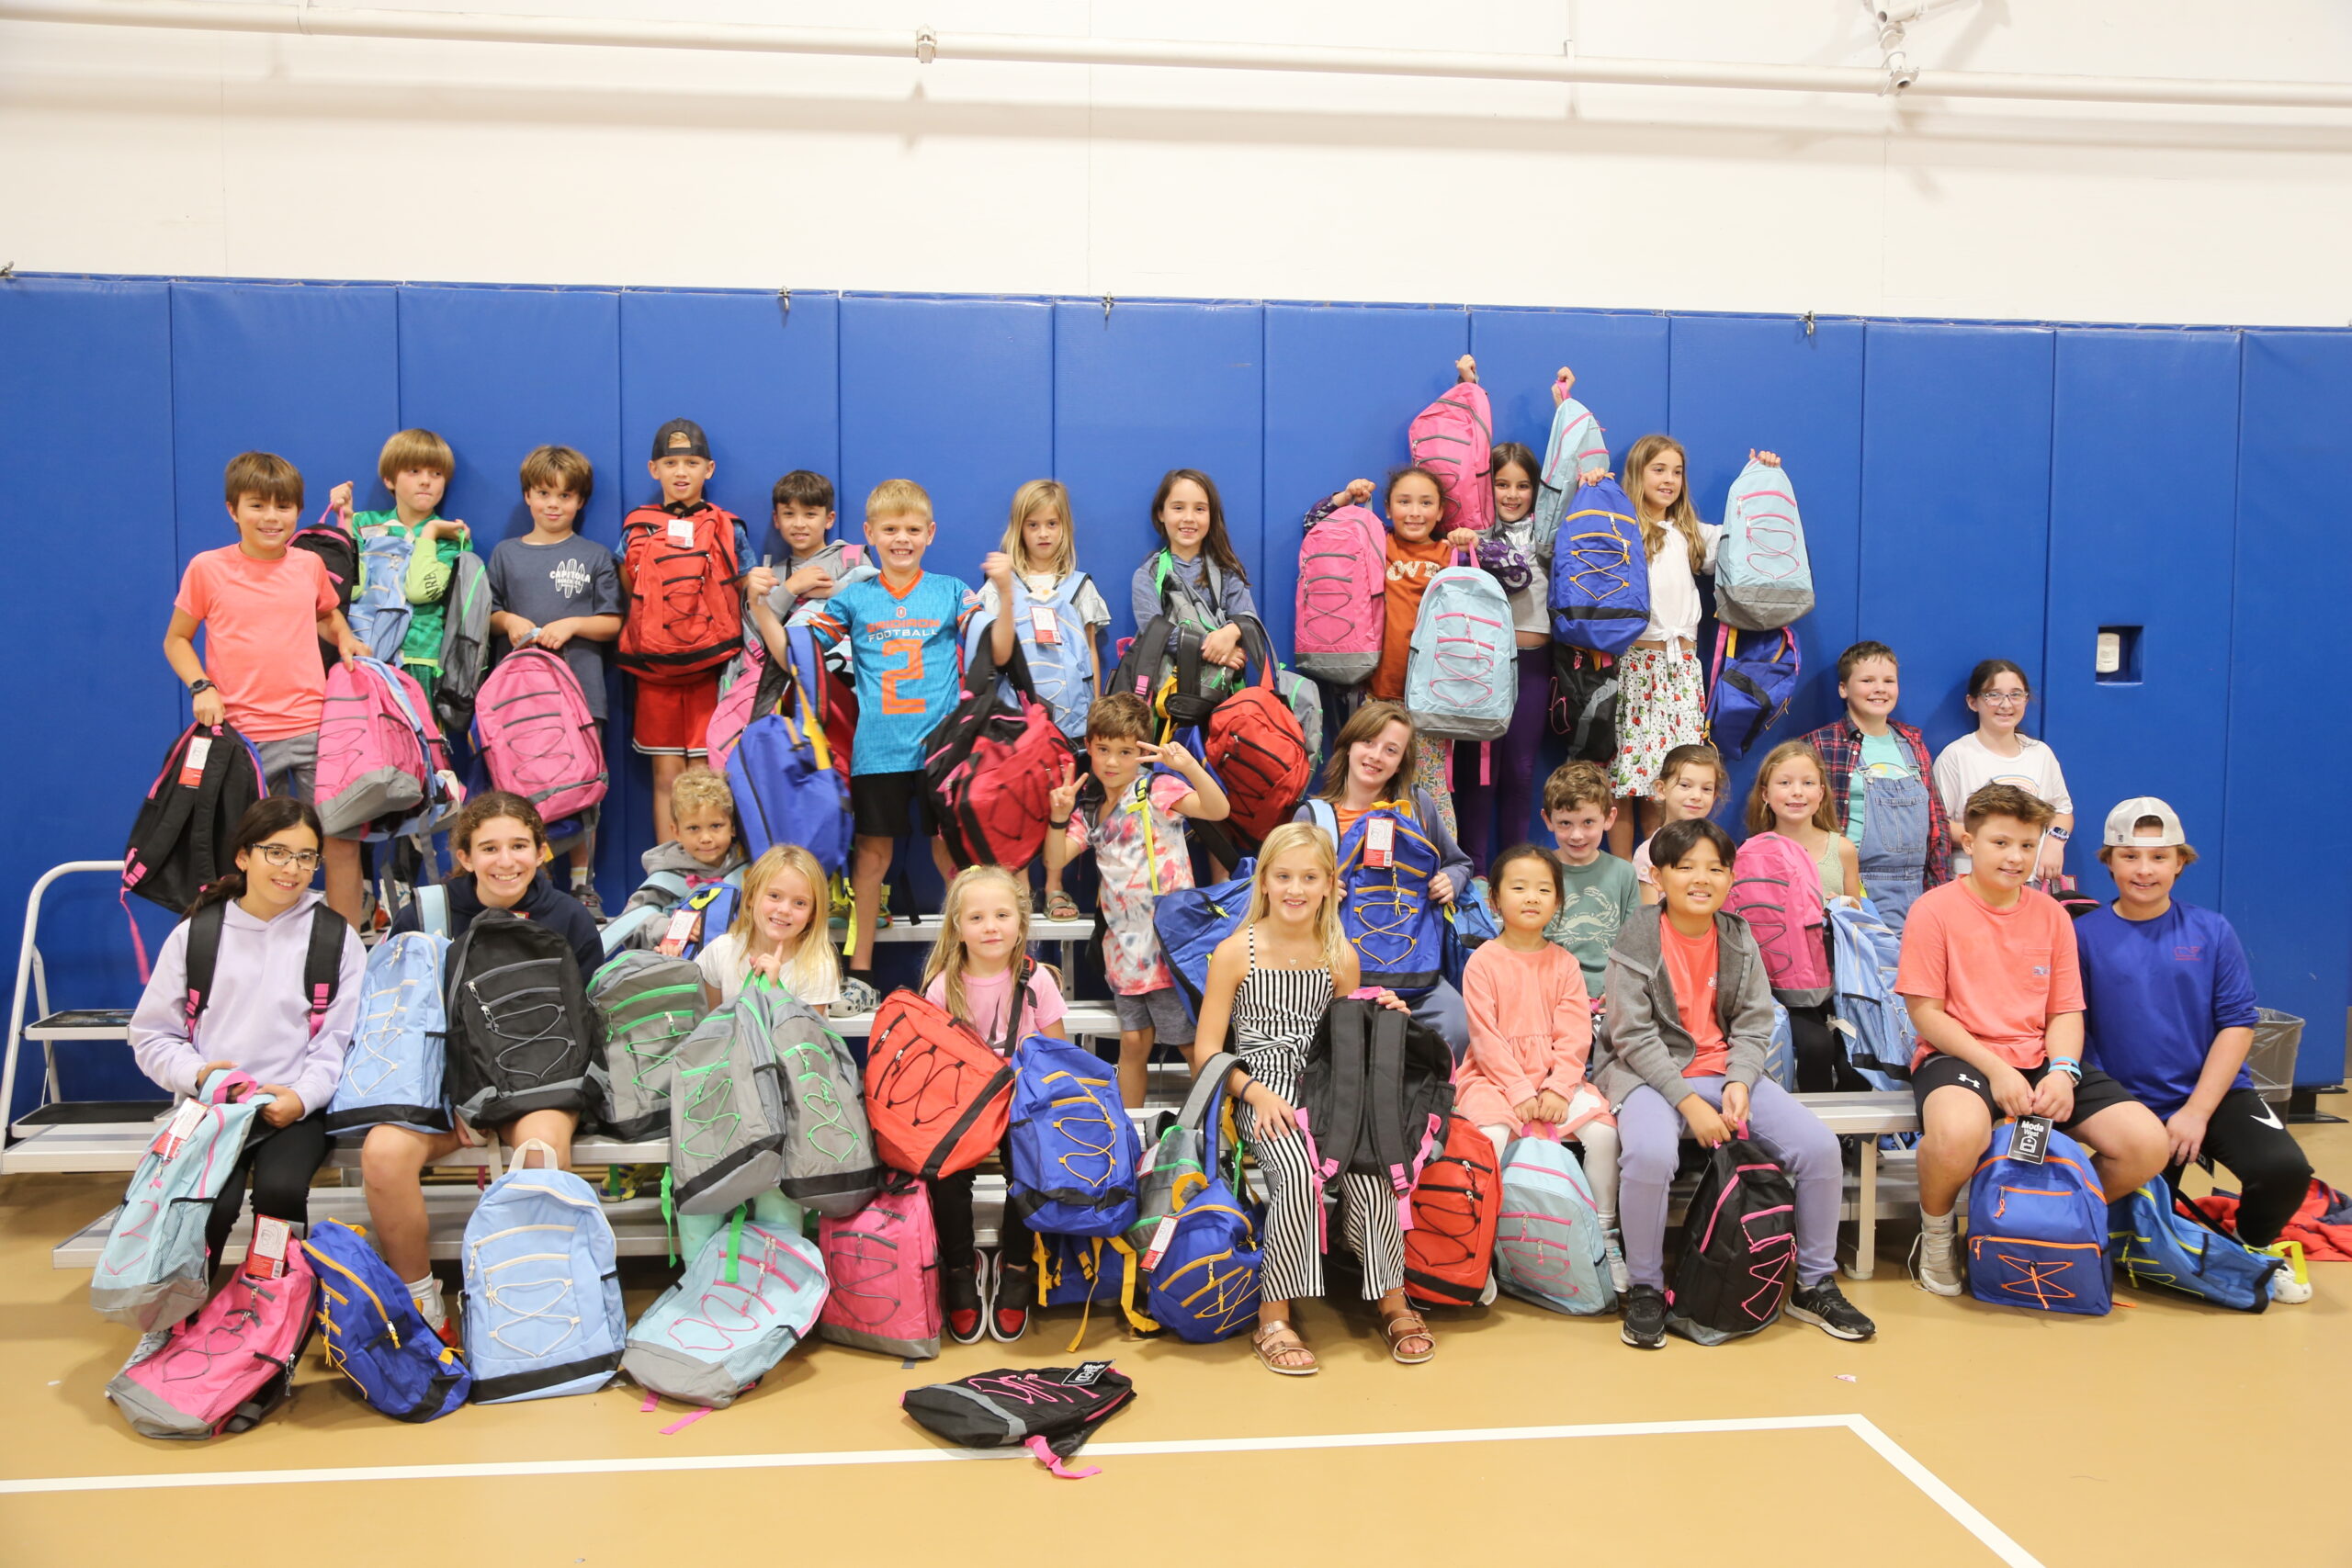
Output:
top-left (1139, 1076), bottom-right (1265, 1343)
top-left (1008, 1034), bottom-right (1144, 1238)
top-left (1494, 1137), bottom-right (1617, 1316)
top-left (302, 1218), bottom-right (470, 1421)
top-left (2109, 1176), bottom-right (2282, 1313)
top-left (1439, 881), bottom-right (1501, 993)
top-left (1713, 458), bottom-right (1814, 631)
top-left (1764, 1001), bottom-right (1795, 1091)
top-left (1548, 478), bottom-right (1650, 657)
top-left (1706, 627), bottom-right (1800, 761)
top-left (348, 526), bottom-right (417, 663)
top-left (964, 571), bottom-right (1098, 740)
top-left (1149, 858), bottom-right (1256, 1020)
top-left (1306, 795), bottom-right (1446, 996)
top-left (1826, 897), bottom-right (1916, 1089)
top-left (1404, 557), bottom-right (1517, 744)
top-left (91, 1067), bottom-right (265, 1331)
top-left (728, 709), bottom-right (852, 877)
top-left (326, 931), bottom-right (453, 1138)
top-left (461, 1141), bottom-right (628, 1402)
top-left (1532, 394), bottom-right (1611, 540)
top-left (624, 1211), bottom-right (830, 1408)
top-left (1965, 1121), bottom-right (2111, 1316)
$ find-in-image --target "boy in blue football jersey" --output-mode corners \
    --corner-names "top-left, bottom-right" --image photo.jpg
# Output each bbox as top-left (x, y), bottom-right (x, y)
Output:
top-left (803, 479), bottom-right (986, 1005)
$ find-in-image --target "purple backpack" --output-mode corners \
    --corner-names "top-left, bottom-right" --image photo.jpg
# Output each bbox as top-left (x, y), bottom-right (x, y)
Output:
top-left (1294, 503), bottom-right (1387, 685)
top-left (107, 1244), bottom-right (320, 1439)
top-left (1727, 832), bottom-right (1832, 1005)
top-left (471, 646), bottom-right (609, 822)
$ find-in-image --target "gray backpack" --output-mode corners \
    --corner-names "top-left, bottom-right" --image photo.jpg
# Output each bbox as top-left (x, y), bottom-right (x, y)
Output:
top-left (667, 987), bottom-right (791, 1217)
top-left (433, 549), bottom-right (492, 732)
top-left (766, 987), bottom-right (881, 1218)
top-left (591, 951), bottom-right (708, 1142)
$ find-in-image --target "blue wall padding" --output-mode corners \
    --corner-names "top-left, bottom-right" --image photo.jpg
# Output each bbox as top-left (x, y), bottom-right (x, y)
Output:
top-left (1053, 299), bottom-right (1265, 654)
top-left (2043, 329), bottom-right (2240, 914)
top-left (1, 276), bottom-right (2345, 1090)
top-left (2227, 332), bottom-right (2352, 1080)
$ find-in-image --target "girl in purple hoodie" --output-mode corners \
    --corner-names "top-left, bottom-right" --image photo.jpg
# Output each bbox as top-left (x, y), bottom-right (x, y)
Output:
top-left (129, 797), bottom-right (365, 1273)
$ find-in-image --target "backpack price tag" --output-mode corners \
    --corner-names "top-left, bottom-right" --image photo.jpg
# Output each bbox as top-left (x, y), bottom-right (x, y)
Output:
top-left (177, 735), bottom-right (212, 789)
top-left (152, 1099), bottom-right (206, 1160)
top-left (1067, 1360), bottom-right (1113, 1388)
top-left (244, 1215), bottom-right (290, 1280)
top-left (1363, 817), bottom-right (1396, 869)
top-left (1029, 605), bottom-right (1060, 646)
top-left (2011, 1114), bottom-right (2053, 1165)
top-left (667, 517), bottom-right (695, 547)
top-left (1141, 1213), bottom-right (1179, 1272)
top-left (657, 907), bottom-right (702, 957)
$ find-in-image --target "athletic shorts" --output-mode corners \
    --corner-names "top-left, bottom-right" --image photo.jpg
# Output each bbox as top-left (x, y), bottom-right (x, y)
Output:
top-left (630, 675), bottom-right (718, 756)
top-left (1113, 986), bottom-right (1195, 1045)
top-left (851, 770), bottom-right (939, 840)
top-left (1912, 1053), bottom-right (2138, 1134)
top-left (254, 731), bottom-right (319, 803)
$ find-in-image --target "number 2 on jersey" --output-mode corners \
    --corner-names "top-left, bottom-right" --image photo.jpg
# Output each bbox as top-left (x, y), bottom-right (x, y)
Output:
top-left (879, 636), bottom-right (926, 715)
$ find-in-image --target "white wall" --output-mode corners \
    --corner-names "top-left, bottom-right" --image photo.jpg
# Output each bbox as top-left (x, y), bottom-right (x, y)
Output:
top-left (6, 0), bottom-right (2352, 325)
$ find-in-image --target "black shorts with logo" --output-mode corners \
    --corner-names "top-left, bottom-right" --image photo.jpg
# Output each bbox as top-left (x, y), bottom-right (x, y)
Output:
top-left (1911, 1053), bottom-right (2139, 1134)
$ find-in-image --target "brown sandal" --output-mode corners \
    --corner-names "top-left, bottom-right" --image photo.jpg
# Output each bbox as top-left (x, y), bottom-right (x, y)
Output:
top-left (1382, 1309), bottom-right (1435, 1365)
top-left (1044, 889), bottom-right (1081, 921)
top-left (1251, 1319), bottom-right (1319, 1377)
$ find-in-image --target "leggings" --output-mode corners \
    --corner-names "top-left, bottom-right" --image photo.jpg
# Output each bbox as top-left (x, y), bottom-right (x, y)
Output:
top-left (204, 1112), bottom-right (328, 1269)
top-left (1616, 1075), bottom-right (1841, 1292)
top-left (931, 1158), bottom-right (1034, 1273)
top-left (2165, 1086), bottom-right (2313, 1248)
top-left (1452, 648), bottom-right (1551, 869)
top-left (1788, 1001), bottom-right (1874, 1094)
top-left (1481, 1121), bottom-right (1622, 1223)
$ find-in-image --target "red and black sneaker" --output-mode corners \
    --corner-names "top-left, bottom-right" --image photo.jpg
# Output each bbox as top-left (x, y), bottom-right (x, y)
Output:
top-left (989, 1255), bottom-right (1033, 1343)
top-left (944, 1252), bottom-right (987, 1345)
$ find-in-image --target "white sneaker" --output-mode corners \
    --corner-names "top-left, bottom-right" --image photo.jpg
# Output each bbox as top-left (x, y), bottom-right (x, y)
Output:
top-left (2267, 1242), bottom-right (2312, 1304)
top-left (1477, 1272), bottom-right (1499, 1306)
top-left (1601, 1228), bottom-right (1631, 1295)
top-left (119, 1325), bottom-right (174, 1373)
top-left (1912, 1220), bottom-right (1963, 1296)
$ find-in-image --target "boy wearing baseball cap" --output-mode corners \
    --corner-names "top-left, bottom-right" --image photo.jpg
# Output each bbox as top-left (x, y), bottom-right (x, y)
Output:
top-left (617, 418), bottom-right (752, 842)
top-left (1896, 782), bottom-right (2169, 1296)
top-left (2075, 797), bottom-right (2313, 1298)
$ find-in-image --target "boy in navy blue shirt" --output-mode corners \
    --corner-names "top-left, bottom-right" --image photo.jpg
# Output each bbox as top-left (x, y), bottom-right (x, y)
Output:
top-left (2076, 796), bottom-right (2312, 1299)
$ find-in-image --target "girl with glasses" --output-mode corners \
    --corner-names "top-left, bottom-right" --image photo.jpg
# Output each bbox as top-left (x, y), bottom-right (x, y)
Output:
top-left (1931, 659), bottom-right (2076, 880)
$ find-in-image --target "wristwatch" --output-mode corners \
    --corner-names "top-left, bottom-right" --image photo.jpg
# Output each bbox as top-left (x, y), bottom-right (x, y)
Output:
top-left (2046, 825), bottom-right (2071, 842)
top-left (187, 678), bottom-right (215, 695)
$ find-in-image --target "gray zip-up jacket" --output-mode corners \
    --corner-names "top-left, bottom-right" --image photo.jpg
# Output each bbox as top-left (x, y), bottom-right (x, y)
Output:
top-left (1592, 905), bottom-right (1776, 1111)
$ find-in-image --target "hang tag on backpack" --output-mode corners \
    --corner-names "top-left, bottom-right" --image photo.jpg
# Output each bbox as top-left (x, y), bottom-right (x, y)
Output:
top-left (177, 735), bottom-right (212, 789)
top-left (1363, 817), bottom-right (1396, 869)
top-left (667, 516), bottom-right (695, 547)
top-left (1142, 1213), bottom-right (1179, 1272)
top-left (244, 1215), bottom-right (290, 1280)
top-left (657, 907), bottom-right (701, 957)
top-left (2011, 1114), bottom-right (2054, 1166)
top-left (1030, 605), bottom-right (1061, 646)
top-left (1066, 1360), bottom-right (1114, 1388)
top-left (151, 1100), bottom-right (207, 1160)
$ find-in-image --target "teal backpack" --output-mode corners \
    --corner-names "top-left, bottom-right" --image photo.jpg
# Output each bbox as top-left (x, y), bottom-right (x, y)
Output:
top-left (625, 1210), bottom-right (830, 1408)
top-left (963, 571), bottom-right (1099, 739)
top-left (92, 1067), bottom-right (265, 1330)
top-left (326, 931), bottom-right (453, 1137)
top-left (1494, 1137), bottom-right (1617, 1316)
top-left (1713, 458), bottom-right (1815, 631)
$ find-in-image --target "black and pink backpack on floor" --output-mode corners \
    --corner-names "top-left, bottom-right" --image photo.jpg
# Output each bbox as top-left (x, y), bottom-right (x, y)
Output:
top-left (901, 1362), bottom-right (1136, 1479)
top-left (1668, 1132), bottom-right (1797, 1345)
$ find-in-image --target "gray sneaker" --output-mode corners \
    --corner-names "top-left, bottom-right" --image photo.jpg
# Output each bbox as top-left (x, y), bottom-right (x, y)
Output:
top-left (1912, 1222), bottom-right (1963, 1297)
top-left (839, 976), bottom-right (881, 1016)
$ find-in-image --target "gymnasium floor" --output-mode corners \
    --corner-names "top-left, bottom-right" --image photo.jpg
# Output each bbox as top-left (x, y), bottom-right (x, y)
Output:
top-left (3, 1126), bottom-right (2346, 1568)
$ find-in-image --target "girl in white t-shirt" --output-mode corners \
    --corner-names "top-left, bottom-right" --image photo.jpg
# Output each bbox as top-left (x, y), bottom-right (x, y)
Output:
top-left (1931, 659), bottom-right (2075, 880)
top-left (695, 844), bottom-right (842, 1012)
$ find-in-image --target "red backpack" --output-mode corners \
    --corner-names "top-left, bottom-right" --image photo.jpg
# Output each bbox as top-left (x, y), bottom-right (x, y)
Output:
top-left (1404, 1114), bottom-right (1502, 1310)
top-left (1725, 831), bottom-right (1831, 1005)
top-left (1195, 620), bottom-right (1312, 851)
top-left (617, 502), bottom-right (744, 680)
top-left (864, 988), bottom-right (1019, 1179)
top-left (1409, 379), bottom-right (1495, 535)
top-left (922, 640), bottom-right (1069, 872)
top-left (2196, 1178), bottom-right (2352, 1262)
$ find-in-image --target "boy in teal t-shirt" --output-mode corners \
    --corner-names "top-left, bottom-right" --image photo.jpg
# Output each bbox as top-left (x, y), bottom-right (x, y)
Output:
top-left (330, 428), bottom-right (469, 695)
top-left (1539, 761), bottom-right (1640, 998)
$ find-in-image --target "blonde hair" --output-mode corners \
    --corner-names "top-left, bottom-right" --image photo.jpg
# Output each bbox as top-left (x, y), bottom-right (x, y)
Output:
top-left (865, 478), bottom-right (933, 525)
top-left (729, 845), bottom-right (839, 993)
top-left (1744, 741), bottom-right (1838, 835)
top-left (1622, 433), bottom-right (1707, 572)
top-left (379, 428), bottom-right (454, 485)
top-left (1002, 479), bottom-right (1076, 576)
top-left (922, 865), bottom-right (1031, 1027)
top-left (1247, 823), bottom-right (1353, 971)
top-left (670, 765), bottom-right (735, 828)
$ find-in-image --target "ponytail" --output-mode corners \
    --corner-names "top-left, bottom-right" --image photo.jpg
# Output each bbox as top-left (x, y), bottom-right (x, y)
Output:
top-left (187, 797), bottom-right (324, 917)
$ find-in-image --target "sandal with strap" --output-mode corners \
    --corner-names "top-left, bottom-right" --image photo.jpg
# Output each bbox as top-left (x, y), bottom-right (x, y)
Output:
top-left (1382, 1309), bottom-right (1435, 1365)
top-left (1251, 1320), bottom-right (1319, 1377)
top-left (1044, 889), bottom-right (1081, 921)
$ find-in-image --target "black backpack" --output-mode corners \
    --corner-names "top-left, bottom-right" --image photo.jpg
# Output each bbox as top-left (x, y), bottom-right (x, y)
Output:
top-left (1297, 998), bottom-right (1454, 1204)
top-left (1547, 645), bottom-right (1620, 765)
top-left (183, 897), bottom-right (348, 1040)
top-left (900, 1362), bottom-right (1135, 1476)
top-left (123, 725), bottom-right (269, 914)
top-left (1667, 1134), bottom-right (1797, 1345)
top-left (291, 518), bottom-right (358, 673)
top-left (443, 908), bottom-right (603, 1128)
top-left (1110, 615), bottom-right (1230, 733)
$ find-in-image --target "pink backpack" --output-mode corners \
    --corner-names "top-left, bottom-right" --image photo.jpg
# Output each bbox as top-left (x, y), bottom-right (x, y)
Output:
top-left (316, 657), bottom-right (455, 840)
top-left (817, 1174), bottom-right (941, 1360)
top-left (106, 1244), bottom-right (320, 1440)
top-left (471, 646), bottom-right (609, 823)
top-left (706, 641), bottom-right (775, 775)
top-left (1726, 831), bottom-right (1832, 1005)
top-left (1294, 503), bottom-right (1387, 685)
top-left (1408, 380), bottom-right (1495, 535)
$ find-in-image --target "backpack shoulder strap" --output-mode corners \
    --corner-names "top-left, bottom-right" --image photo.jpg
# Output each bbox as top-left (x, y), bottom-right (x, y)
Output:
top-left (1327, 1001), bottom-right (1369, 1178)
top-left (1363, 1004), bottom-right (1411, 1212)
top-left (639, 868), bottom-right (693, 906)
top-left (416, 883), bottom-right (449, 939)
top-left (182, 899), bottom-right (227, 1034)
top-left (1306, 797), bottom-right (1340, 850)
top-left (301, 905), bottom-right (347, 1038)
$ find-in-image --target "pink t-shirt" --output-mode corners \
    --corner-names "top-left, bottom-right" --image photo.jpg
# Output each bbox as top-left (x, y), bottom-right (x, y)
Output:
top-left (1895, 878), bottom-right (2085, 1070)
top-left (1660, 916), bottom-right (1728, 1078)
top-left (175, 545), bottom-right (337, 740)
top-left (924, 962), bottom-right (1067, 1054)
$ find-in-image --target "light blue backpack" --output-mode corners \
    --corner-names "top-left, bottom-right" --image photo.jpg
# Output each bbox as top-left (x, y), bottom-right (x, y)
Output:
top-left (348, 527), bottom-right (417, 663)
top-left (1532, 394), bottom-right (1611, 545)
top-left (1404, 556), bottom-right (1517, 744)
top-left (91, 1068), bottom-right (264, 1330)
top-left (1764, 1000), bottom-right (1796, 1091)
top-left (1493, 1136), bottom-right (1617, 1316)
top-left (963, 571), bottom-right (1098, 739)
top-left (600, 866), bottom-right (744, 955)
top-left (624, 1210), bottom-right (830, 1408)
top-left (1826, 896), bottom-right (1917, 1089)
top-left (1713, 458), bottom-right (1815, 632)
top-left (325, 931), bottom-right (452, 1138)
top-left (461, 1139), bottom-right (627, 1404)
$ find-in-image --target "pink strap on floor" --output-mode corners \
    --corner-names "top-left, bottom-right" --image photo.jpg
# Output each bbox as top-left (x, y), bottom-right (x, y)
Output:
top-left (661, 1408), bottom-right (714, 1435)
top-left (639, 1392), bottom-right (659, 1414)
top-left (1025, 1434), bottom-right (1099, 1480)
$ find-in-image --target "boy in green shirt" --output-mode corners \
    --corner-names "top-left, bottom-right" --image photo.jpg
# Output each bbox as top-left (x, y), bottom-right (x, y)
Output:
top-left (329, 427), bottom-right (469, 695)
top-left (1541, 761), bottom-right (1640, 999)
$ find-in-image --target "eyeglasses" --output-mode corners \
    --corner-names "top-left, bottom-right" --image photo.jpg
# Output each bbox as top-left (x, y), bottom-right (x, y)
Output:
top-left (254, 845), bottom-right (322, 872)
top-left (1979, 692), bottom-right (2030, 709)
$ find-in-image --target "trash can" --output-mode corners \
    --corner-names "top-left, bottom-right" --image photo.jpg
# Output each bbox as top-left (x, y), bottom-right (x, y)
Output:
top-left (2247, 1009), bottom-right (2303, 1107)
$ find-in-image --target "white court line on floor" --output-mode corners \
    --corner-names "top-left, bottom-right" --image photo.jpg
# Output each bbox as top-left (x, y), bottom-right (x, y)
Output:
top-left (0, 1413), bottom-right (2041, 1565)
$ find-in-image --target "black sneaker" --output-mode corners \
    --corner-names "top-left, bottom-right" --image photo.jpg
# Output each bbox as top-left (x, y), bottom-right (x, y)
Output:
top-left (1787, 1277), bottom-right (1877, 1341)
top-left (944, 1258), bottom-right (986, 1345)
top-left (1621, 1282), bottom-right (1668, 1349)
top-left (989, 1258), bottom-right (1033, 1343)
